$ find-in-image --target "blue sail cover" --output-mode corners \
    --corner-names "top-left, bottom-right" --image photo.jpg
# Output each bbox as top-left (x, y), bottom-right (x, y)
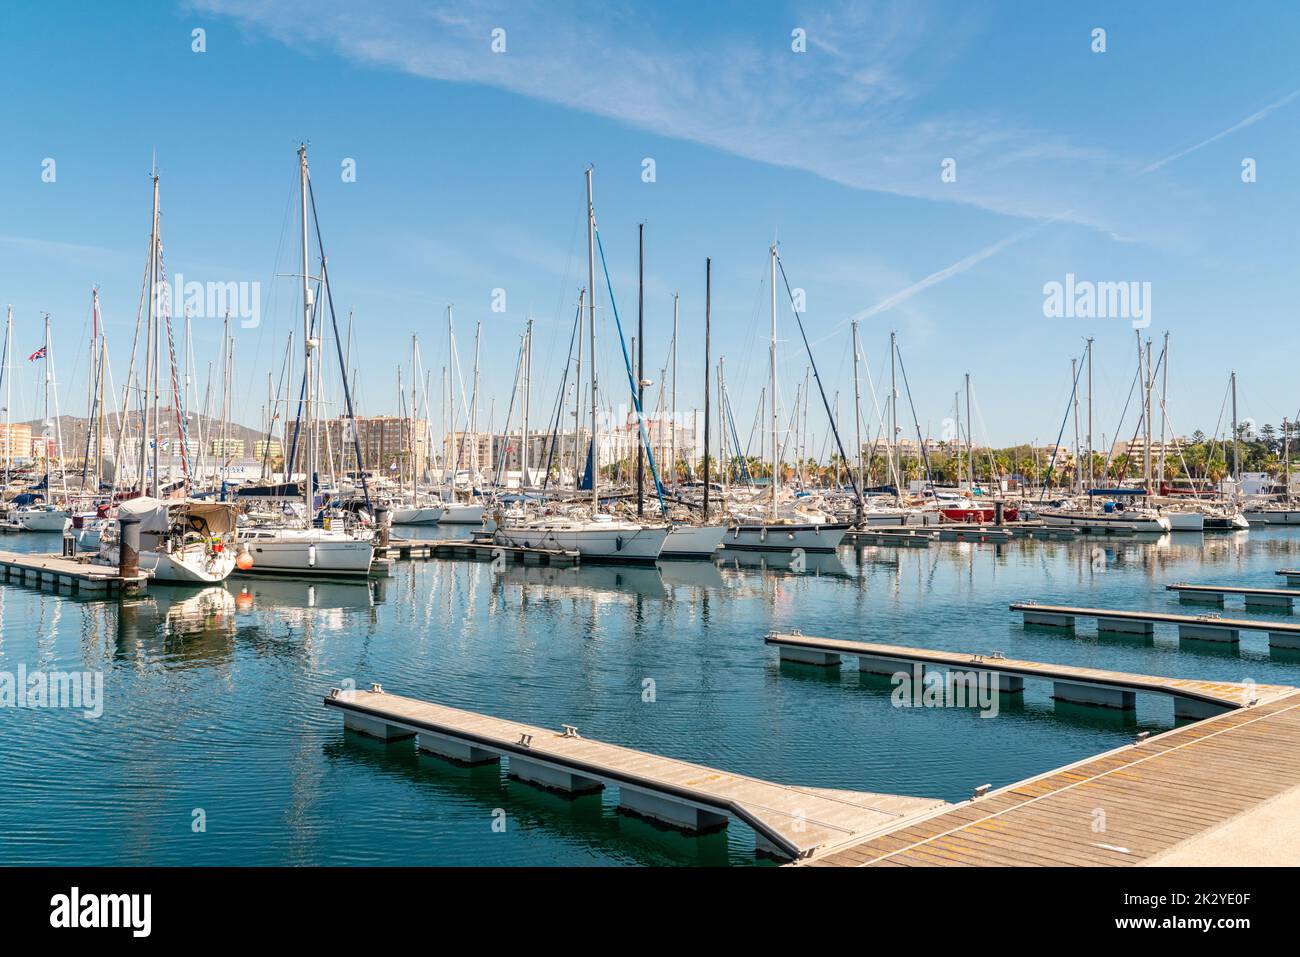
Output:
top-left (578, 439), bottom-right (594, 491)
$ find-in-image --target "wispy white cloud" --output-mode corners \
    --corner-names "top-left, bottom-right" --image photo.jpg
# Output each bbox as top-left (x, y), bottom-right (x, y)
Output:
top-left (190, 0), bottom-right (1117, 229)
top-left (1140, 86), bottom-right (1300, 174)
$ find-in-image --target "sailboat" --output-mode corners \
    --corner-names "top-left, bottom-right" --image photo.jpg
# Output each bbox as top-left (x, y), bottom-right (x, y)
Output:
top-left (10, 315), bottom-right (72, 532)
top-left (658, 261), bottom-right (727, 559)
top-left (89, 169), bottom-right (239, 582)
top-left (723, 245), bottom-right (848, 553)
top-left (494, 167), bottom-right (668, 564)
top-left (234, 145), bottom-right (375, 578)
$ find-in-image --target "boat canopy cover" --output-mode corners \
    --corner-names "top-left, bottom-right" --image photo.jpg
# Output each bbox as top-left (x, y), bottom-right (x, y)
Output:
top-left (1087, 488), bottom-right (1148, 496)
top-left (117, 496), bottom-right (238, 534)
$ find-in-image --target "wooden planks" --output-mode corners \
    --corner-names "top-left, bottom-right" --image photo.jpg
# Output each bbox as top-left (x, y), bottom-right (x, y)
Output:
top-left (325, 688), bottom-right (947, 860)
top-left (806, 690), bottom-right (1300, 867)
top-left (764, 633), bottom-right (1292, 709)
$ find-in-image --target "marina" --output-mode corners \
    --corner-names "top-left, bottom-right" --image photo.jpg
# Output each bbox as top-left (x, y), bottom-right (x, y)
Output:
top-left (6, 527), bottom-right (1300, 867)
top-left (5, 2), bottom-right (1300, 905)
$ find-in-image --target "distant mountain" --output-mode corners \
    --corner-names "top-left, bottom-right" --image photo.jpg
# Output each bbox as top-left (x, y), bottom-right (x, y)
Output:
top-left (20, 410), bottom-right (267, 457)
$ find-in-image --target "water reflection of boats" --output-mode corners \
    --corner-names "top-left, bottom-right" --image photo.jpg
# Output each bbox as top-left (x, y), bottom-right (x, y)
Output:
top-left (656, 560), bottom-right (725, 590)
top-left (495, 562), bottom-right (668, 599)
top-left (718, 549), bottom-right (849, 578)
top-left (229, 577), bottom-right (384, 610)
top-left (115, 586), bottom-right (238, 667)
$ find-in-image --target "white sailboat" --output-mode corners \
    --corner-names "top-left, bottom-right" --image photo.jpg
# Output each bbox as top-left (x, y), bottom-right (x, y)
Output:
top-left (235, 145), bottom-right (374, 579)
top-left (724, 244), bottom-right (848, 553)
top-left (96, 497), bottom-right (238, 583)
top-left (89, 170), bottom-right (239, 583)
top-left (494, 167), bottom-right (667, 563)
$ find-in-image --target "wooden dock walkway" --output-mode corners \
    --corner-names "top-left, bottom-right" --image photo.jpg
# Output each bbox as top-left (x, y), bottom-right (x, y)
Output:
top-left (1277, 569), bottom-right (1300, 586)
top-left (324, 687), bottom-right (947, 860)
top-left (0, 550), bottom-right (148, 596)
top-left (1011, 600), bottom-right (1300, 649)
top-left (803, 688), bottom-right (1300, 867)
top-left (377, 537), bottom-right (580, 567)
top-left (765, 633), bottom-right (1289, 719)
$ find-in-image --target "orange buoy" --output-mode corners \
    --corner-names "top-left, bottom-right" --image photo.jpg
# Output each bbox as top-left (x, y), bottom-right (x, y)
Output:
top-left (236, 549), bottom-right (255, 571)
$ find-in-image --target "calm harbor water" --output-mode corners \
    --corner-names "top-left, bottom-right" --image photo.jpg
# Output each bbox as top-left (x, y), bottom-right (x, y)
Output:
top-left (3, 527), bottom-right (1300, 866)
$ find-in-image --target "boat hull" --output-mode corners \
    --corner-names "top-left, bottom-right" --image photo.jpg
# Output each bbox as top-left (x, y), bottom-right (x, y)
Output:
top-left (1039, 511), bottom-right (1170, 533)
top-left (495, 524), bottom-right (668, 563)
top-left (390, 505), bottom-right (445, 525)
top-left (660, 524), bottom-right (727, 559)
top-left (238, 531), bottom-right (375, 577)
top-left (1164, 511), bottom-right (1206, 532)
top-left (12, 509), bottom-right (70, 532)
top-left (724, 522), bottom-right (849, 553)
top-left (439, 504), bottom-right (486, 524)
top-left (938, 506), bottom-right (1019, 523)
top-left (1245, 509), bottom-right (1300, 525)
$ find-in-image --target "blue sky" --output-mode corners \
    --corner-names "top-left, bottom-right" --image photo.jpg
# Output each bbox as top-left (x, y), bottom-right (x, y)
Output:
top-left (2, 1), bottom-right (1298, 451)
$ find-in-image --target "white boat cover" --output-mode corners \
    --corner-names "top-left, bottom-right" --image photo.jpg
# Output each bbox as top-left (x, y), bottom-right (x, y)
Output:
top-left (117, 496), bottom-right (238, 535)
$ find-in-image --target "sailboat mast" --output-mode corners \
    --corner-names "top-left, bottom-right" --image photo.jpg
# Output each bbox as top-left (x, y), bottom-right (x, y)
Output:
top-left (3, 305), bottom-right (10, 486)
top-left (1071, 358), bottom-right (1081, 493)
top-left (702, 261), bottom-right (711, 519)
top-left (851, 321), bottom-right (863, 522)
top-left (150, 191), bottom-right (161, 497)
top-left (965, 372), bottom-right (973, 488)
top-left (1086, 337), bottom-right (1094, 490)
top-left (636, 222), bottom-right (645, 517)
top-left (769, 243), bottom-right (778, 519)
top-left (1230, 370), bottom-right (1239, 485)
top-left (1158, 331), bottom-right (1169, 486)
top-left (573, 289), bottom-right (584, 489)
top-left (890, 331), bottom-right (898, 502)
top-left (140, 172), bottom-right (159, 495)
top-left (522, 317), bottom-right (532, 487)
top-left (410, 332), bottom-right (417, 496)
top-left (299, 143), bottom-right (315, 527)
top-left (447, 305), bottom-right (455, 489)
top-left (586, 167), bottom-right (598, 510)
top-left (671, 291), bottom-right (678, 491)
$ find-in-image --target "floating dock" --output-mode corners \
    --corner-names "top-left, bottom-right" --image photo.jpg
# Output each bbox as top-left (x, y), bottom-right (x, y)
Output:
top-left (324, 686), bottom-right (947, 860)
top-left (804, 688), bottom-right (1300, 867)
top-left (1167, 582), bottom-right (1298, 611)
top-left (1011, 600), bottom-right (1300, 649)
top-left (1278, 569), bottom-right (1300, 587)
top-left (844, 529), bottom-right (933, 547)
top-left (377, 537), bottom-right (580, 567)
top-left (0, 550), bottom-right (149, 596)
top-left (765, 632), bottom-right (1288, 720)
